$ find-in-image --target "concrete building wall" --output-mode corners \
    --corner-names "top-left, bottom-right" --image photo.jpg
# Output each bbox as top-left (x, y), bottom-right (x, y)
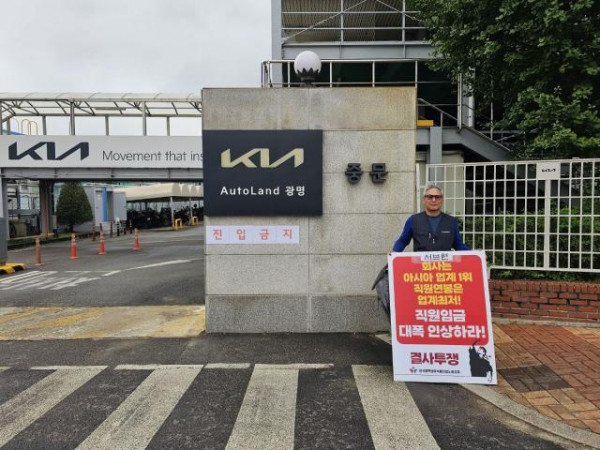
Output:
top-left (203, 87), bottom-right (416, 332)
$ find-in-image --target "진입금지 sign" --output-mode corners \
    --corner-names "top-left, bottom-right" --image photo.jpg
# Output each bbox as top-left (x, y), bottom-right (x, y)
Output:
top-left (206, 225), bottom-right (299, 244)
top-left (388, 251), bottom-right (497, 385)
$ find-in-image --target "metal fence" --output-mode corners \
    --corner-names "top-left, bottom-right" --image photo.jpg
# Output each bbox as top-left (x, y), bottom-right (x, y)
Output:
top-left (420, 159), bottom-right (600, 273)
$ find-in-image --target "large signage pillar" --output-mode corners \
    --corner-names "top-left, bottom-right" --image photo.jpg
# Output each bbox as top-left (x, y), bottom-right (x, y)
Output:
top-left (203, 87), bottom-right (417, 332)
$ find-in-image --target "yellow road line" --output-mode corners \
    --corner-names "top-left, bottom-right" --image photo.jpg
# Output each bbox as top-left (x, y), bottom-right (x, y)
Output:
top-left (0, 306), bottom-right (206, 340)
top-left (148, 310), bottom-right (206, 338)
top-left (0, 308), bottom-right (105, 340)
top-left (0, 307), bottom-right (64, 328)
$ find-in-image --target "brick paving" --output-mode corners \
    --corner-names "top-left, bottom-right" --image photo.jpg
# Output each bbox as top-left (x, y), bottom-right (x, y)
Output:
top-left (494, 323), bottom-right (600, 434)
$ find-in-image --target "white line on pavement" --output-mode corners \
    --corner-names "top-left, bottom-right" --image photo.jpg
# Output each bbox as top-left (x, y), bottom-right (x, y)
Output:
top-left (226, 364), bottom-right (299, 450)
top-left (0, 367), bottom-right (105, 448)
top-left (50, 277), bottom-right (101, 290)
top-left (115, 364), bottom-right (204, 371)
top-left (1, 276), bottom-right (58, 290)
top-left (124, 260), bottom-right (191, 271)
top-left (76, 366), bottom-right (202, 450)
top-left (352, 365), bottom-right (440, 450)
top-left (30, 366), bottom-right (108, 371)
top-left (205, 363), bottom-right (252, 370)
top-left (0, 271), bottom-right (53, 284)
top-left (101, 271), bottom-right (122, 277)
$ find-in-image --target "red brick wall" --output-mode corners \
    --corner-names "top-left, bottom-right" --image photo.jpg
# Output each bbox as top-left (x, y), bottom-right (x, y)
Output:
top-left (490, 280), bottom-right (600, 323)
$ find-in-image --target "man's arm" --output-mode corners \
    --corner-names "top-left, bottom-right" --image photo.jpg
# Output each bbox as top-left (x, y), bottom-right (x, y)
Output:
top-left (392, 216), bottom-right (414, 252)
top-left (453, 222), bottom-right (470, 250)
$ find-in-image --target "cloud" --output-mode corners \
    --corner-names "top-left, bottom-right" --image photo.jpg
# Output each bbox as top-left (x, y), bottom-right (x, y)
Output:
top-left (1, 0), bottom-right (272, 92)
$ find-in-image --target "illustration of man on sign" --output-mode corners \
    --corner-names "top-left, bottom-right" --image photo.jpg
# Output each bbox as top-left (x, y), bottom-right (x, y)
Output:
top-left (469, 340), bottom-right (493, 383)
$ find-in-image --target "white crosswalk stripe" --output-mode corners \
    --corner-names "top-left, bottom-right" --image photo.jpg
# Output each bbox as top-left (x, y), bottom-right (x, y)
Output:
top-left (226, 364), bottom-right (299, 450)
top-left (76, 366), bottom-right (202, 450)
top-left (353, 365), bottom-right (440, 450)
top-left (0, 364), bottom-right (439, 449)
top-left (0, 366), bottom-right (105, 448)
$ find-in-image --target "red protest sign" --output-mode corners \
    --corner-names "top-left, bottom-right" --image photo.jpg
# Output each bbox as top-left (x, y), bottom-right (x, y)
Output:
top-left (392, 253), bottom-right (489, 346)
top-left (389, 251), bottom-right (496, 385)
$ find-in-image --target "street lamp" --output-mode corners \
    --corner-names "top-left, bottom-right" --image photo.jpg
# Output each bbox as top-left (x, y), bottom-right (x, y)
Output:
top-left (294, 51), bottom-right (321, 87)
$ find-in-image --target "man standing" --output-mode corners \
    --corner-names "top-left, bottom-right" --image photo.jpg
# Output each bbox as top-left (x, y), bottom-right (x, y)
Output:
top-left (374, 184), bottom-right (470, 318)
top-left (392, 184), bottom-right (470, 252)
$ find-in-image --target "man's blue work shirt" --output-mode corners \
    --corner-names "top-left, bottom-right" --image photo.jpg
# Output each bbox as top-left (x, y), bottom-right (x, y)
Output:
top-left (392, 214), bottom-right (470, 252)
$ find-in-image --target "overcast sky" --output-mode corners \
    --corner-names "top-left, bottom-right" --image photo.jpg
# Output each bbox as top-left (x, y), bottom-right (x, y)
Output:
top-left (1, 0), bottom-right (272, 93)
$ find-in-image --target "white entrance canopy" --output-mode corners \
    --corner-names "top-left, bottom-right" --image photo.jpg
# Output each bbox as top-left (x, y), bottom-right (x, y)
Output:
top-left (115, 183), bottom-right (203, 202)
top-left (0, 92), bottom-right (202, 136)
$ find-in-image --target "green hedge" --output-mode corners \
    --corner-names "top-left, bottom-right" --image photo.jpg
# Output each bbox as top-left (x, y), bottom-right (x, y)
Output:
top-left (462, 207), bottom-right (600, 281)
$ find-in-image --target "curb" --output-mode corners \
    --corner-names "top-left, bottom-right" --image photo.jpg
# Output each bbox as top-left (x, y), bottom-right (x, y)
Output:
top-left (0, 263), bottom-right (26, 275)
top-left (373, 333), bottom-right (600, 448)
top-left (463, 384), bottom-right (600, 449)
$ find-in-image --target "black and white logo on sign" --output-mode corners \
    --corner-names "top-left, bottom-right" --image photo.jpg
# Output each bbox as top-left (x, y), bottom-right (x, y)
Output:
top-left (8, 141), bottom-right (90, 161)
top-left (203, 130), bottom-right (323, 215)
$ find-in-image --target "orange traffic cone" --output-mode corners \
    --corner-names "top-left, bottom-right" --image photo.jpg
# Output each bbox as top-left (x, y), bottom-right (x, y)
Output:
top-left (134, 228), bottom-right (140, 251)
top-left (70, 233), bottom-right (79, 260)
top-left (35, 238), bottom-right (43, 266)
top-left (99, 232), bottom-right (106, 255)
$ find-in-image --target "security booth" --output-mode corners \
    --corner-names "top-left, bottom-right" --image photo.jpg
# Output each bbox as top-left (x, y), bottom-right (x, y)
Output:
top-left (202, 87), bottom-right (416, 333)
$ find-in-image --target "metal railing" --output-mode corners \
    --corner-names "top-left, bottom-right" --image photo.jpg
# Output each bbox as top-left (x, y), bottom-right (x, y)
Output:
top-left (421, 159), bottom-right (600, 273)
top-left (262, 59), bottom-right (519, 148)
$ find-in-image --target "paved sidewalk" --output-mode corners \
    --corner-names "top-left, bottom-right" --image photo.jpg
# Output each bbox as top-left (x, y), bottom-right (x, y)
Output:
top-left (494, 323), bottom-right (600, 434)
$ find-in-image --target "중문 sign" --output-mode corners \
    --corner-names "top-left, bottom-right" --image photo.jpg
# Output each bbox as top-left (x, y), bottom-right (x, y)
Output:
top-left (388, 251), bottom-right (496, 384)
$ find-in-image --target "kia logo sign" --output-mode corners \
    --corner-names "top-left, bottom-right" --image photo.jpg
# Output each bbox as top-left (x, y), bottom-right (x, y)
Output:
top-left (221, 148), bottom-right (304, 169)
top-left (203, 130), bottom-right (322, 216)
top-left (8, 141), bottom-right (89, 161)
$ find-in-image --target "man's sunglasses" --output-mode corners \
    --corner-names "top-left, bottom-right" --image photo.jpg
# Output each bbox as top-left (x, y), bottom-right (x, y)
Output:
top-left (424, 195), bottom-right (443, 200)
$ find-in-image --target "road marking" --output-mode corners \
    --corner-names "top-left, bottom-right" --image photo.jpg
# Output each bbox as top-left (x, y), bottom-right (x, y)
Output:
top-left (266, 363), bottom-right (333, 370)
top-left (0, 306), bottom-right (205, 340)
top-left (1, 276), bottom-right (57, 290)
top-left (101, 270), bottom-right (121, 277)
top-left (352, 365), bottom-right (440, 450)
top-left (50, 277), bottom-right (101, 290)
top-left (0, 367), bottom-right (104, 448)
top-left (226, 364), bottom-right (299, 450)
top-left (64, 271), bottom-right (91, 274)
top-left (205, 363), bottom-right (251, 369)
top-left (0, 274), bottom-right (101, 291)
top-left (0, 272), bottom-right (53, 289)
top-left (30, 366), bottom-right (108, 371)
top-left (76, 366), bottom-right (202, 450)
top-left (135, 238), bottom-right (203, 244)
top-left (0, 271), bottom-right (55, 283)
top-left (124, 260), bottom-right (191, 271)
top-left (115, 364), bottom-right (204, 371)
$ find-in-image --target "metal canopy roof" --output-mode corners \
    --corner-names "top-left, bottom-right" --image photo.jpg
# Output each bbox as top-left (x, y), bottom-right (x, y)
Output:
top-left (0, 93), bottom-right (203, 119)
top-left (115, 183), bottom-right (203, 201)
top-left (281, 0), bottom-right (424, 44)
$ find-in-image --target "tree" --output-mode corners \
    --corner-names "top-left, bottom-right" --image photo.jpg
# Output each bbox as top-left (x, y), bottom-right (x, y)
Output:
top-left (56, 182), bottom-right (93, 232)
top-left (414, 0), bottom-right (600, 159)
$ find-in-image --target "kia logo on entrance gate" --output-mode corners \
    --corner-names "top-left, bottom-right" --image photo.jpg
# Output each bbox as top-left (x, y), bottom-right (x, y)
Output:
top-left (221, 148), bottom-right (304, 169)
top-left (8, 141), bottom-right (89, 161)
top-left (204, 130), bottom-right (322, 216)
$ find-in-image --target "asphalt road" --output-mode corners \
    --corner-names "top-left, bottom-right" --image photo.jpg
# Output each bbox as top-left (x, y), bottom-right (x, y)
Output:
top-left (0, 227), bottom-right (595, 449)
top-left (2, 227), bottom-right (204, 306)
top-left (0, 335), bottom-right (590, 450)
